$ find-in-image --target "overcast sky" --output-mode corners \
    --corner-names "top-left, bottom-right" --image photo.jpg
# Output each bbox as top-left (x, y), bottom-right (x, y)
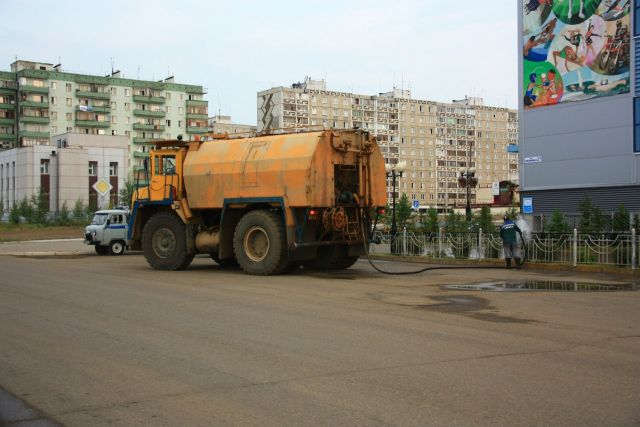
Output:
top-left (2, 0), bottom-right (517, 125)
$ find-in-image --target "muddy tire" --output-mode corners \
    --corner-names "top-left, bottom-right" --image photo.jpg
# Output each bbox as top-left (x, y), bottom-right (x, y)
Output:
top-left (109, 240), bottom-right (126, 256)
top-left (303, 244), bottom-right (359, 271)
top-left (95, 245), bottom-right (109, 256)
top-left (233, 210), bottom-right (288, 275)
top-left (142, 212), bottom-right (194, 270)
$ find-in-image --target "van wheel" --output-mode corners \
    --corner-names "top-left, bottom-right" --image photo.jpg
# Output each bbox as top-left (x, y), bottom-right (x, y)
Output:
top-left (143, 212), bottom-right (194, 270)
top-left (109, 240), bottom-right (126, 256)
top-left (95, 245), bottom-right (109, 256)
top-left (233, 210), bottom-right (288, 275)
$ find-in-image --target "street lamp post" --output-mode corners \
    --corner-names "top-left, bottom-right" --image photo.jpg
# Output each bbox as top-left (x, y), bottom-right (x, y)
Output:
top-left (457, 167), bottom-right (478, 222)
top-left (385, 161), bottom-right (406, 255)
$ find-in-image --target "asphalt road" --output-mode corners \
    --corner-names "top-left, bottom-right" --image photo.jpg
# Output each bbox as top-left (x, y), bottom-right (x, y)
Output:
top-left (0, 244), bottom-right (639, 426)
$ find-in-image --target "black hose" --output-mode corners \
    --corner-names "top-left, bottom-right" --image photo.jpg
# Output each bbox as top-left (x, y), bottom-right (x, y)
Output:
top-left (359, 210), bottom-right (517, 275)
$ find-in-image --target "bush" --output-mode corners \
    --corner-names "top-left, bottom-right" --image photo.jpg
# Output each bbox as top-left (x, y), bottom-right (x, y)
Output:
top-left (58, 202), bottom-right (72, 225)
top-left (73, 199), bottom-right (86, 222)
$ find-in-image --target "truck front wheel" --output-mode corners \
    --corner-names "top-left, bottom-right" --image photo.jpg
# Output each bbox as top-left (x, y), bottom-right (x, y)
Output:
top-left (142, 212), bottom-right (194, 270)
top-left (233, 210), bottom-right (288, 275)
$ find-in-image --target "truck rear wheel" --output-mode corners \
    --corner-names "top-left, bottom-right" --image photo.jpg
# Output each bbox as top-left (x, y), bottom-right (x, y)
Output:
top-left (142, 212), bottom-right (194, 270)
top-left (303, 244), bottom-right (359, 271)
top-left (233, 210), bottom-right (288, 275)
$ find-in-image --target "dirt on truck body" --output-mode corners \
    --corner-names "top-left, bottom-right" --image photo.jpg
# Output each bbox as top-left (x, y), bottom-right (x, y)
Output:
top-left (128, 129), bottom-right (387, 275)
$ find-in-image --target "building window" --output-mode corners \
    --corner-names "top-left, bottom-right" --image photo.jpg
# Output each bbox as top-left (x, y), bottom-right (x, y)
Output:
top-left (66, 83), bottom-right (72, 92)
top-left (635, 98), bottom-right (640, 152)
top-left (51, 82), bottom-right (57, 90)
top-left (166, 93), bottom-right (171, 101)
top-left (66, 113), bottom-right (72, 121)
top-left (125, 88), bottom-right (130, 97)
top-left (40, 159), bottom-right (50, 174)
top-left (111, 87), bottom-right (116, 95)
top-left (66, 98), bottom-right (72, 107)
top-left (109, 162), bottom-right (118, 176)
top-left (111, 116), bottom-right (117, 124)
top-left (125, 102), bottom-right (130, 112)
top-left (111, 101), bottom-right (116, 110)
top-left (50, 96), bottom-right (57, 105)
top-left (88, 161), bottom-right (97, 176)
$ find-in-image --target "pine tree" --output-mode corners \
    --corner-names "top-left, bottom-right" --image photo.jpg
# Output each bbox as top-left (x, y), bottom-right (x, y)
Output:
top-left (475, 205), bottom-right (496, 233)
top-left (612, 204), bottom-right (630, 232)
top-left (546, 209), bottom-right (570, 233)
top-left (422, 207), bottom-right (439, 233)
top-left (578, 196), bottom-right (593, 233)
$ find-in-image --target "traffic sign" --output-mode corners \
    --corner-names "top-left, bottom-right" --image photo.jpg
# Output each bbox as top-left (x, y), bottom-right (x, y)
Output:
top-left (412, 200), bottom-right (419, 209)
top-left (522, 197), bottom-right (533, 214)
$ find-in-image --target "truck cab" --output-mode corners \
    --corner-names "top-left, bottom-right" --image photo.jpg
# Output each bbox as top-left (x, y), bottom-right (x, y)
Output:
top-left (84, 208), bottom-right (130, 255)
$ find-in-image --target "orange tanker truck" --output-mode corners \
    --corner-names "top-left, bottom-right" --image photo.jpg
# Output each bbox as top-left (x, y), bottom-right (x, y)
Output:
top-left (128, 129), bottom-right (387, 275)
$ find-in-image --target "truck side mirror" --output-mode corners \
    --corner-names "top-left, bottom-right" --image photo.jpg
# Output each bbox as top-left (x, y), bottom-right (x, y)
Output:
top-left (105, 218), bottom-right (110, 226)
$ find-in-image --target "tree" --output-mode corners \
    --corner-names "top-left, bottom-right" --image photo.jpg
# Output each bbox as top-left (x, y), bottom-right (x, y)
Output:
top-left (578, 196), bottom-right (594, 233)
top-left (545, 209), bottom-right (570, 233)
top-left (30, 190), bottom-right (49, 224)
top-left (590, 206), bottom-right (606, 234)
top-left (421, 207), bottom-right (439, 233)
top-left (58, 202), bottom-right (71, 225)
top-left (446, 210), bottom-right (466, 233)
top-left (612, 204), bottom-right (630, 232)
top-left (73, 199), bottom-right (86, 222)
top-left (118, 178), bottom-right (135, 208)
top-left (395, 193), bottom-right (413, 229)
top-left (505, 201), bottom-right (519, 221)
top-left (475, 205), bottom-right (496, 233)
top-left (633, 213), bottom-right (640, 232)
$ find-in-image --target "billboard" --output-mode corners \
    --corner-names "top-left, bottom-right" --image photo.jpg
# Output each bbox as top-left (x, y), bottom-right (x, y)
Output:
top-left (522, 0), bottom-right (630, 109)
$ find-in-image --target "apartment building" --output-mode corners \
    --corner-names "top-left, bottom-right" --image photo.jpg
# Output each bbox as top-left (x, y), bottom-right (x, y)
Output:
top-left (208, 115), bottom-right (256, 136)
top-left (258, 78), bottom-right (518, 211)
top-left (0, 60), bottom-right (208, 174)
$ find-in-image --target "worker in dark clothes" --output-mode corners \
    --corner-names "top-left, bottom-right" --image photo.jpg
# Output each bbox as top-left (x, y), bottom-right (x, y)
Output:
top-left (500, 215), bottom-right (523, 269)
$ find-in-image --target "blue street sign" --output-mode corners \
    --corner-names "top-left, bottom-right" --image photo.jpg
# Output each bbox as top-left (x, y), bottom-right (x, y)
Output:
top-left (522, 197), bottom-right (533, 214)
top-left (413, 200), bottom-right (420, 209)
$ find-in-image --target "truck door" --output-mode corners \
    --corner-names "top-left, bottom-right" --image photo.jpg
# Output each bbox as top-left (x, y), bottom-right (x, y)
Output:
top-left (150, 153), bottom-right (179, 201)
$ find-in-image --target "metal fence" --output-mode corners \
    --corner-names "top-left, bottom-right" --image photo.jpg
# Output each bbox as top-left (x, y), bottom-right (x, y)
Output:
top-left (370, 229), bottom-right (639, 269)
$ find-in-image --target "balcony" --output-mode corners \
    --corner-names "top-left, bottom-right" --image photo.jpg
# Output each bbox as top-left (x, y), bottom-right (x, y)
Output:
top-left (133, 109), bottom-right (165, 118)
top-left (76, 89), bottom-right (110, 100)
top-left (19, 130), bottom-right (49, 139)
top-left (133, 151), bottom-right (150, 159)
top-left (75, 120), bottom-right (110, 128)
top-left (133, 95), bottom-right (165, 104)
top-left (0, 117), bottom-right (14, 125)
top-left (132, 137), bottom-right (158, 144)
top-left (20, 85), bottom-right (49, 94)
top-left (186, 113), bottom-right (208, 120)
top-left (133, 123), bottom-right (165, 132)
top-left (19, 116), bottom-right (50, 124)
top-left (186, 99), bottom-right (207, 107)
top-left (75, 105), bottom-right (110, 114)
top-left (20, 100), bottom-right (49, 108)
top-left (0, 133), bottom-right (15, 142)
top-left (187, 126), bottom-right (208, 134)
top-left (0, 101), bottom-right (16, 110)
top-left (0, 87), bottom-right (16, 95)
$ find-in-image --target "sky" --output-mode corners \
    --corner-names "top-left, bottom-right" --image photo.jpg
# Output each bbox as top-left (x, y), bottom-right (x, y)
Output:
top-left (1, 0), bottom-right (518, 125)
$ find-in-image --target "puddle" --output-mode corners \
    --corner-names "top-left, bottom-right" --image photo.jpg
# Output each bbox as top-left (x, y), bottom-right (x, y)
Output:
top-left (444, 281), bottom-right (639, 292)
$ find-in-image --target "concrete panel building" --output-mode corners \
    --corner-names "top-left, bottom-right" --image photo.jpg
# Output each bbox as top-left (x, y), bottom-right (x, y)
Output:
top-left (0, 60), bottom-right (208, 176)
top-left (208, 115), bottom-right (256, 137)
top-left (258, 78), bottom-right (518, 211)
top-left (518, 1), bottom-right (636, 219)
top-left (0, 133), bottom-right (129, 214)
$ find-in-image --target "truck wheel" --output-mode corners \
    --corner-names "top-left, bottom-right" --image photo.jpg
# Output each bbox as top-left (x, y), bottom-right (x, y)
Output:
top-left (303, 245), bottom-right (359, 271)
top-left (142, 212), bottom-right (194, 270)
top-left (95, 245), bottom-right (109, 256)
top-left (109, 240), bottom-right (126, 256)
top-left (233, 210), bottom-right (288, 275)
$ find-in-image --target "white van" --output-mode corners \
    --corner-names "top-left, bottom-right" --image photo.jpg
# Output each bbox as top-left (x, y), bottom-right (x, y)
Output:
top-left (84, 209), bottom-right (130, 255)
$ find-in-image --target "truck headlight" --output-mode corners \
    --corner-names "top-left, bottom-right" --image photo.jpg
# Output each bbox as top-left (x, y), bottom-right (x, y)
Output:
top-left (91, 230), bottom-right (97, 236)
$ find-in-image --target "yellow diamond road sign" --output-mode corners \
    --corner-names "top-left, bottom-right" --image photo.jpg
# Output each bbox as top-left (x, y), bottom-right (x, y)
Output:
top-left (93, 178), bottom-right (113, 196)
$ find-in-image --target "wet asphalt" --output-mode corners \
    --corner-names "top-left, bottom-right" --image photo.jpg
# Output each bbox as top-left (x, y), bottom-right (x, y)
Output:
top-left (0, 240), bottom-right (639, 426)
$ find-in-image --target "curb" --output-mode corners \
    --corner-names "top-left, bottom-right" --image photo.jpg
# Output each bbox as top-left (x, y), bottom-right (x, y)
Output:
top-left (0, 251), bottom-right (86, 257)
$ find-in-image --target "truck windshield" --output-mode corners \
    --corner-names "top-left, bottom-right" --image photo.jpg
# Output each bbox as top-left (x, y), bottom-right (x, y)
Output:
top-left (91, 213), bottom-right (109, 225)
